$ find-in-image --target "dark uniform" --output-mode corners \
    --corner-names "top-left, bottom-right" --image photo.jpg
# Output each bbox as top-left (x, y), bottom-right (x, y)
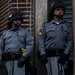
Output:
top-left (38, 1), bottom-right (73, 75)
top-left (38, 20), bottom-right (73, 75)
top-left (0, 9), bottom-right (34, 75)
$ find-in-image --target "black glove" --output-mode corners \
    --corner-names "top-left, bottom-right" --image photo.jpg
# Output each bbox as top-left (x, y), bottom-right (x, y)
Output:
top-left (17, 56), bottom-right (26, 68)
top-left (58, 53), bottom-right (69, 64)
top-left (0, 60), bottom-right (3, 68)
top-left (40, 54), bottom-right (48, 64)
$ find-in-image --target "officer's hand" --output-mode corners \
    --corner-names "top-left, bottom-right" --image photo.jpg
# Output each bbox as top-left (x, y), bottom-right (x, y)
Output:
top-left (0, 60), bottom-right (3, 68)
top-left (58, 53), bottom-right (69, 64)
top-left (40, 54), bottom-right (48, 64)
top-left (17, 56), bottom-right (25, 68)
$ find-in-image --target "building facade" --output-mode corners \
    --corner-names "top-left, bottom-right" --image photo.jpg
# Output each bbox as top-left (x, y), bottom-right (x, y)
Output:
top-left (0, 0), bottom-right (34, 37)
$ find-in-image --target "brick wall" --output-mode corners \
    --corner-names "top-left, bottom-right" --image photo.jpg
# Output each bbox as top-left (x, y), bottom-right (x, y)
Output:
top-left (0, 0), bottom-right (12, 37)
top-left (0, 0), bottom-right (34, 37)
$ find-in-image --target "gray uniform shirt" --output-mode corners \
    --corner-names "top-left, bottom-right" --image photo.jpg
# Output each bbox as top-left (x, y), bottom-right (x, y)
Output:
top-left (39, 20), bottom-right (73, 55)
top-left (0, 27), bottom-right (34, 59)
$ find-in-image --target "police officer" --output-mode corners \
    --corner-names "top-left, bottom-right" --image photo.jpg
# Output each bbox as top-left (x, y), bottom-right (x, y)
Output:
top-left (38, 1), bottom-right (73, 75)
top-left (0, 9), bottom-right (34, 75)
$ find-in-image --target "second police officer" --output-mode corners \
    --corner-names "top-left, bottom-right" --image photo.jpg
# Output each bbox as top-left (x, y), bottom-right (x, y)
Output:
top-left (0, 9), bottom-right (34, 75)
top-left (38, 1), bottom-right (73, 75)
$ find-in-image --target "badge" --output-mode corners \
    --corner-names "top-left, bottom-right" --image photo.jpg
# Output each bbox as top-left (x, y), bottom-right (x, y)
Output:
top-left (38, 32), bottom-right (42, 36)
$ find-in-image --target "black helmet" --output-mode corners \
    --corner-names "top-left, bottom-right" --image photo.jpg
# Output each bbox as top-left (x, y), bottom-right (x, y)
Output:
top-left (8, 9), bottom-right (23, 22)
top-left (48, 1), bottom-right (65, 21)
top-left (50, 1), bottom-right (65, 13)
top-left (7, 9), bottom-right (23, 29)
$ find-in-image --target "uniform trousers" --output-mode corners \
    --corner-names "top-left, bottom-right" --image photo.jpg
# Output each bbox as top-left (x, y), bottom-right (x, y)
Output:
top-left (6, 60), bottom-right (25, 75)
top-left (46, 57), bottom-right (64, 75)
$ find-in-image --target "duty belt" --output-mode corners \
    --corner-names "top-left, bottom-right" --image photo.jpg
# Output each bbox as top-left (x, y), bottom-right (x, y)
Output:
top-left (45, 49), bottom-right (64, 57)
top-left (2, 51), bottom-right (22, 61)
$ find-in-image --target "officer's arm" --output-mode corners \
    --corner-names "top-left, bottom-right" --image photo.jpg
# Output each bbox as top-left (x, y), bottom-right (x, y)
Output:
top-left (0, 32), bottom-right (6, 60)
top-left (22, 29), bottom-right (34, 57)
top-left (64, 25), bottom-right (73, 55)
top-left (38, 25), bottom-right (46, 55)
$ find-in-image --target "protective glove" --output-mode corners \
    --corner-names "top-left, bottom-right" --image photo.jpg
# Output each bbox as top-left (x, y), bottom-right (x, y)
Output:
top-left (17, 56), bottom-right (26, 68)
top-left (40, 54), bottom-right (48, 64)
top-left (0, 60), bottom-right (3, 68)
top-left (58, 53), bottom-right (69, 64)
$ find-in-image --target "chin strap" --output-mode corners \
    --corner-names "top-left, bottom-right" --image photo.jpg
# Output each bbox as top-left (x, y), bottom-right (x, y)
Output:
top-left (54, 14), bottom-right (63, 19)
top-left (14, 24), bottom-right (21, 28)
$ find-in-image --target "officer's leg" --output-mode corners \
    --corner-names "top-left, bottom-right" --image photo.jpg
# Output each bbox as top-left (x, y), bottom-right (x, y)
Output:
top-left (6, 61), bottom-right (25, 75)
top-left (0, 62), bottom-right (8, 75)
top-left (14, 60), bottom-right (25, 75)
top-left (51, 57), bottom-right (64, 75)
top-left (64, 60), bottom-right (73, 75)
top-left (6, 61), bottom-right (14, 75)
top-left (50, 57), bottom-right (59, 75)
top-left (46, 57), bottom-right (64, 75)
top-left (45, 57), bottom-right (51, 75)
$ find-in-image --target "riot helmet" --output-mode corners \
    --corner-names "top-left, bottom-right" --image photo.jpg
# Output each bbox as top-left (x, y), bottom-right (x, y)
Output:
top-left (8, 9), bottom-right (23, 29)
top-left (8, 9), bottom-right (23, 22)
top-left (48, 1), bottom-right (65, 21)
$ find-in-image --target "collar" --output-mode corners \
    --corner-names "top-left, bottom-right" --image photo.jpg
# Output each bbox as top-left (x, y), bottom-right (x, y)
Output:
top-left (9, 27), bottom-right (21, 31)
top-left (50, 20), bottom-right (64, 25)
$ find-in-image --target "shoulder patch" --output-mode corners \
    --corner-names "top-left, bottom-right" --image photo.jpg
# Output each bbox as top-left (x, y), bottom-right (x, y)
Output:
top-left (39, 24), bottom-right (45, 32)
top-left (38, 32), bottom-right (42, 36)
